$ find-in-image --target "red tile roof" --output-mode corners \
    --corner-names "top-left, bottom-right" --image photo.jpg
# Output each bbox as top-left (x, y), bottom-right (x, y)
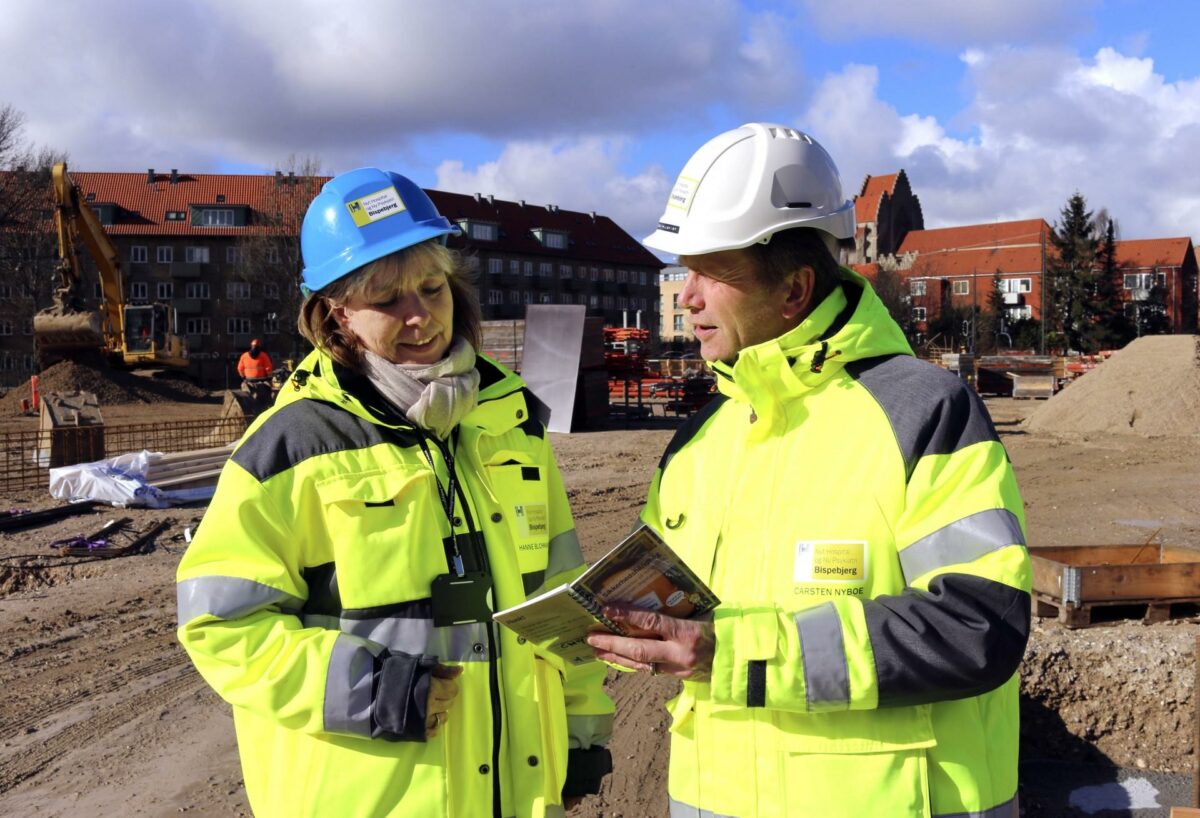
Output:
top-left (903, 246), bottom-right (1044, 279)
top-left (57, 170), bottom-right (661, 268)
top-left (849, 262), bottom-right (879, 280)
top-left (1113, 237), bottom-right (1193, 268)
top-left (854, 173), bottom-right (899, 223)
top-left (898, 218), bottom-right (1050, 255)
top-left (72, 171), bottom-right (326, 236)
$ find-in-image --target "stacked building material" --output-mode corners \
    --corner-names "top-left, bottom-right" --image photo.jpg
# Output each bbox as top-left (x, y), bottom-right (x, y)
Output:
top-left (143, 445), bottom-right (232, 490)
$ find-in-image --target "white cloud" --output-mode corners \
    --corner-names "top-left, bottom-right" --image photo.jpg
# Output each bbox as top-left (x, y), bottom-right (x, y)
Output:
top-left (0, 0), bottom-right (800, 172)
top-left (798, 0), bottom-right (1097, 46)
top-left (801, 47), bottom-right (1200, 241)
top-left (435, 138), bottom-right (670, 242)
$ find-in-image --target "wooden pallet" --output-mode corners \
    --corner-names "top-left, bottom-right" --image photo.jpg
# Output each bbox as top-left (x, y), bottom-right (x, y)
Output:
top-left (1033, 591), bottom-right (1200, 628)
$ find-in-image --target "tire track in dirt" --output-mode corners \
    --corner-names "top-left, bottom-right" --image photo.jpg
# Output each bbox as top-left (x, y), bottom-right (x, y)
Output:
top-left (0, 662), bottom-right (204, 792)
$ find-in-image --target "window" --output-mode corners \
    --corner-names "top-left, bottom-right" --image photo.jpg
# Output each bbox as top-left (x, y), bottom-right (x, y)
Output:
top-left (157, 246), bottom-right (174, 263)
top-left (639, 271), bottom-right (647, 285)
top-left (509, 260), bottom-right (520, 275)
top-left (263, 316), bottom-right (279, 335)
top-left (603, 268), bottom-right (614, 282)
top-left (263, 283), bottom-right (279, 299)
top-left (999, 278), bottom-right (1033, 293)
top-left (539, 262), bottom-right (552, 277)
top-left (542, 231), bottom-right (567, 249)
top-left (186, 246), bottom-right (210, 264)
top-left (468, 223), bottom-right (497, 241)
top-left (227, 318), bottom-right (252, 334)
top-left (912, 307), bottom-right (926, 321)
top-left (487, 258), bottom-right (503, 275)
top-left (559, 294), bottom-right (572, 305)
top-left (523, 261), bottom-right (534, 277)
top-left (910, 280), bottom-right (926, 296)
top-left (522, 291), bottom-right (533, 305)
top-left (673, 314), bottom-right (685, 332)
top-left (539, 293), bottom-right (552, 304)
top-left (130, 282), bottom-right (148, 302)
top-left (130, 245), bottom-right (148, 264)
top-left (1123, 272), bottom-right (1166, 290)
top-left (590, 267), bottom-right (599, 281)
top-left (266, 246), bottom-right (280, 264)
top-left (0, 284), bottom-right (9, 300)
top-left (672, 294), bottom-right (680, 309)
top-left (953, 280), bottom-right (970, 295)
top-left (200, 209), bottom-right (235, 227)
top-left (185, 281), bottom-right (211, 299)
top-left (508, 290), bottom-right (520, 304)
top-left (488, 289), bottom-right (503, 305)
top-left (559, 264), bottom-right (572, 279)
top-left (618, 270), bottom-right (628, 283)
top-left (227, 281), bottom-right (251, 299)
top-left (157, 282), bottom-right (174, 299)
top-left (226, 246), bottom-right (243, 264)
top-left (603, 295), bottom-right (614, 308)
top-left (589, 294), bottom-right (600, 307)
top-left (165, 211), bottom-right (187, 221)
top-left (22, 319), bottom-right (33, 336)
top-left (185, 317), bottom-right (211, 335)
top-left (0, 320), bottom-right (11, 336)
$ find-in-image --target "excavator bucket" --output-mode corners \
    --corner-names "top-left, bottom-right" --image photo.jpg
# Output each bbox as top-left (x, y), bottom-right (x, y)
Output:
top-left (33, 308), bottom-right (106, 351)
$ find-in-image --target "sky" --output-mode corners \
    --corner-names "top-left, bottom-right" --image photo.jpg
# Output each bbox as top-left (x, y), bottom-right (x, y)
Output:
top-left (3, 0), bottom-right (1198, 256)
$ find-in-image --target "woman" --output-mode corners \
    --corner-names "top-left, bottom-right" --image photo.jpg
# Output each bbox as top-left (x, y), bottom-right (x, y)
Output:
top-left (177, 167), bottom-right (613, 817)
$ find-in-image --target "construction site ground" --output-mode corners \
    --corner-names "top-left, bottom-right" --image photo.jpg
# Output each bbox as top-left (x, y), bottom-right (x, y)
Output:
top-left (1, 395), bottom-right (1199, 817)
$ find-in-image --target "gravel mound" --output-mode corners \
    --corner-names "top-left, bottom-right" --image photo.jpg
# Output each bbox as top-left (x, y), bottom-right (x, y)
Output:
top-left (0, 360), bottom-right (215, 413)
top-left (1024, 335), bottom-right (1200, 436)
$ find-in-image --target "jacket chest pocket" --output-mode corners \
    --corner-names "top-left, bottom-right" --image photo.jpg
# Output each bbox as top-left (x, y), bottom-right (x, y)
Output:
top-left (483, 462), bottom-right (551, 574)
top-left (315, 468), bottom-right (449, 607)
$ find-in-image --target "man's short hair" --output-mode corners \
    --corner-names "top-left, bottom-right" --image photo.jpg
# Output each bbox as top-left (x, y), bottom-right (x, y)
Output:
top-left (747, 228), bottom-right (847, 308)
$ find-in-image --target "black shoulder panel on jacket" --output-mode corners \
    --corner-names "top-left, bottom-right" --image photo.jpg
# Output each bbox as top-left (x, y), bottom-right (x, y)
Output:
top-left (519, 388), bottom-right (549, 437)
top-left (233, 399), bottom-right (419, 483)
top-left (657, 394), bottom-right (728, 474)
top-left (844, 354), bottom-right (1000, 482)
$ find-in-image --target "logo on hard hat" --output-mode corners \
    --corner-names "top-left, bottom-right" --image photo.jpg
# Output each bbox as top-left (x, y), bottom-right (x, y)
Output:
top-left (346, 186), bottom-right (407, 227)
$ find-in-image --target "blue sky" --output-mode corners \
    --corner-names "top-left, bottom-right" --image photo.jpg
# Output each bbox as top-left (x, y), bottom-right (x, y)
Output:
top-left (3, 0), bottom-right (1198, 254)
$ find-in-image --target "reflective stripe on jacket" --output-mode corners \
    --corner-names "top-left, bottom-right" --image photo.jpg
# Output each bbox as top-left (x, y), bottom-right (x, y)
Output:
top-left (177, 348), bottom-right (613, 818)
top-left (643, 271), bottom-right (1031, 818)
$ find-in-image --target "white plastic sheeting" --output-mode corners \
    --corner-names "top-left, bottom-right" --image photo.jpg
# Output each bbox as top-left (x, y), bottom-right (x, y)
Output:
top-left (48, 450), bottom-right (214, 508)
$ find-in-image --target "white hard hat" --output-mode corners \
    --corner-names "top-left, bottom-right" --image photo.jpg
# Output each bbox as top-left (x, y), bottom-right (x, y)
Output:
top-left (643, 122), bottom-right (855, 257)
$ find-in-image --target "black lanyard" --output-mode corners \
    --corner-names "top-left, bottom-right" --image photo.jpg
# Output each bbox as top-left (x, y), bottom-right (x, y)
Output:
top-left (415, 428), bottom-right (467, 577)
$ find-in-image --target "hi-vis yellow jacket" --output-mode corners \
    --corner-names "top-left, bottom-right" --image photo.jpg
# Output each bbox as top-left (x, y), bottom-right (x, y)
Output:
top-left (643, 271), bottom-right (1031, 818)
top-left (177, 349), bottom-right (613, 818)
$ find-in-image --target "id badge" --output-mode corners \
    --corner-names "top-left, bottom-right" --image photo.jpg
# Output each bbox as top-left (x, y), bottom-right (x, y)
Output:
top-left (430, 571), bottom-right (493, 627)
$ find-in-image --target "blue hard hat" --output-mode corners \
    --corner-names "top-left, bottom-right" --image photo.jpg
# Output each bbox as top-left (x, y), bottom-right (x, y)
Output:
top-left (300, 167), bottom-right (461, 292)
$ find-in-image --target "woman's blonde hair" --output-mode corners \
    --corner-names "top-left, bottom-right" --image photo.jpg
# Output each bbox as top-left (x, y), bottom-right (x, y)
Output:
top-left (297, 239), bottom-right (481, 371)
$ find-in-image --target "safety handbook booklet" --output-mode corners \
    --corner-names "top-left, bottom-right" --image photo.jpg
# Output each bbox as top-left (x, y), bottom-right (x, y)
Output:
top-left (492, 524), bottom-right (721, 666)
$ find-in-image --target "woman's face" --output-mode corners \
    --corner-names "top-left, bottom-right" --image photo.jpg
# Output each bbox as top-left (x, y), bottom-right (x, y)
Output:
top-left (332, 267), bottom-right (455, 365)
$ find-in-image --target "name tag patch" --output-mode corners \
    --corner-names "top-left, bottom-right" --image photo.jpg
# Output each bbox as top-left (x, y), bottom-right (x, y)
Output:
top-left (514, 504), bottom-right (548, 539)
top-left (794, 540), bottom-right (867, 584)
top-left (346, 186), bottom-right (407, 226)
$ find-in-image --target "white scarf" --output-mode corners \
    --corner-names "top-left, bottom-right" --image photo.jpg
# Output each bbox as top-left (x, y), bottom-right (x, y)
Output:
top-left (361, 337), bottom-right (480, 440)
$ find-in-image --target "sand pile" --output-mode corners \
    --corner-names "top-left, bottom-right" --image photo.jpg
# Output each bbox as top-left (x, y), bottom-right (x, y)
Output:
top-left (0, 360), bottom-right (214, 414)
top-left (1024, 335), bottom-right (1200, 436)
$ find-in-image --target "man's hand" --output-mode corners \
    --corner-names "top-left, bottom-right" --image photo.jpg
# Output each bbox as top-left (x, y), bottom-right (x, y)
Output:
top-left (425, 664), bottom-right (463, 739)
top-left (586, 605), bottom-right (715, 680)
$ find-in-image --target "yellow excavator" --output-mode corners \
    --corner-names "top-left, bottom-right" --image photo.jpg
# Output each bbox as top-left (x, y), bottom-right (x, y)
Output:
top-left (33, 162), bottom-right (188, 369)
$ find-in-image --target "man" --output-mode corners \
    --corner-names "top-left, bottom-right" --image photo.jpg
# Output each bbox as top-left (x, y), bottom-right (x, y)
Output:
top-left (587, 123), bottom-right (1031, 817)
top-left (237, 337), bottom-right (274, 383)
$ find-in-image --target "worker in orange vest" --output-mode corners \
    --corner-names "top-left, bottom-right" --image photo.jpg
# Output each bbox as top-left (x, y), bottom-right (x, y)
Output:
top-left (237, 338), bottom-right (274, 383)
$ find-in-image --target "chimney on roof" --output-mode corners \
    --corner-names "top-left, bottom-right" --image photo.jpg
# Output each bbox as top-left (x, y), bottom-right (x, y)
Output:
top-left (147, 168), bottom-right (155, 184)
top-left (473, 193), bottom-right (482, 203)
top-left (590, 211), bottom-right (597, 222)
top-left (288, 171), bottom-right (295, 185)
top-left (275, 170), bottom-right (283, 187)
top-left (170, 169), bottom-right (179, 185)
top-left (519, 200), bottom-right (526, 208)
top-left (487, 194), bottom-right (494, 206)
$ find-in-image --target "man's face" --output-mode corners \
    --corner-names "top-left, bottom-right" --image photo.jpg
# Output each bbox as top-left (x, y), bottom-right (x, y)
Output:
top-left (678, 248), bottom-right (799, 364)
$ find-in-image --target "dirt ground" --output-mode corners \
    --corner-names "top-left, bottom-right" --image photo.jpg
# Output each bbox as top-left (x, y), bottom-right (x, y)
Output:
top-left (1, 395), bottom-right (1199, 816)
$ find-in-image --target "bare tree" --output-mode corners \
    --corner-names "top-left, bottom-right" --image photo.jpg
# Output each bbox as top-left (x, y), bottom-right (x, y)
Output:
top-left (232, 154), bottom-right (326, 364)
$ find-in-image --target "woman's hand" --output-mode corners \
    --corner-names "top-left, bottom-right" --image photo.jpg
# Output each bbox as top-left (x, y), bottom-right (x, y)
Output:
top-left (425, 664), bottom-right (463, 739)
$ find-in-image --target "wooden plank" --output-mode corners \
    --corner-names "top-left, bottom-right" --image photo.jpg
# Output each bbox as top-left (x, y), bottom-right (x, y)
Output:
top-left (1030, 544), bottom-right (1152, 565)
top-left (1078, 562), bottom-right (1200, 602)
top-left (152, 468), bottom-right (224, 489)
top-left (1032, 591), bottom-right (1200, 628)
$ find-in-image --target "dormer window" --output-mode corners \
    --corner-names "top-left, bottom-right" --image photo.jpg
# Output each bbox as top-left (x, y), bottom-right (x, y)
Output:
top-left (166, 211), bottom-right (187, 221)
top-left (459, 221), bottom-right (497, 241)
top-left (533, 228), bottom-right (568, 249)
top-left (199, 208), bottom-right (235, 227)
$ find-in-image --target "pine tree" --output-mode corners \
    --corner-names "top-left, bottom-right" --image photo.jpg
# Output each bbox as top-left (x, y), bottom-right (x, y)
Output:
top-left (1086, 220), bottom-right (1133, 350)
top-left (1045, 193), bottom-right (1098, 353)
